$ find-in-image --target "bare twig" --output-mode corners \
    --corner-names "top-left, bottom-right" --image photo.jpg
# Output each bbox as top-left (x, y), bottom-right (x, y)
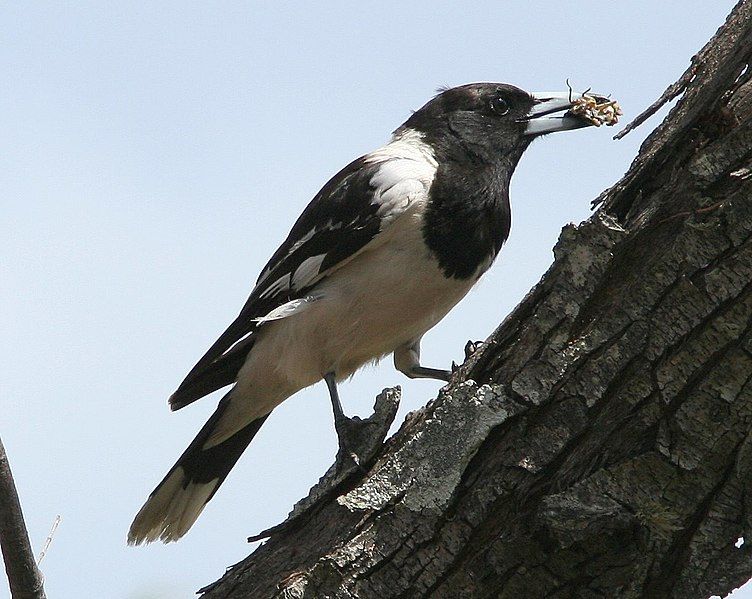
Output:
top-left (36, 515), bottom-right (61, 566)
top-left (612, 60), bottom-right (699, 139)
top-left (613, 0), bottom-right (747, 140)
top-left (0, 436), bottom-right (47, 599)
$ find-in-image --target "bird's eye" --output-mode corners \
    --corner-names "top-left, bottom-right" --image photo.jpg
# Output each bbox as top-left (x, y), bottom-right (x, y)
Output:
top-left (490, 97), bottom-right (510, 116)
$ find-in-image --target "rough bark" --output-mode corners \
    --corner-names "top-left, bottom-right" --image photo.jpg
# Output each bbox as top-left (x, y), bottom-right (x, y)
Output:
top-left (201, 2), bottom-right (752, 597)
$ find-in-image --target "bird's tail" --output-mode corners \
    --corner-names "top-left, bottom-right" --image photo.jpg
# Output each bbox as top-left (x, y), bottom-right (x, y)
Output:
top-left (128, 395), bottom-right (269, 544)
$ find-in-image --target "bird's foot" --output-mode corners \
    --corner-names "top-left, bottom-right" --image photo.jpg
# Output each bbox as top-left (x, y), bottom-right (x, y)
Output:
top-left (450, 340), bottom-right (485, 373)
top-left (464, 339), bottom-right (484, 360)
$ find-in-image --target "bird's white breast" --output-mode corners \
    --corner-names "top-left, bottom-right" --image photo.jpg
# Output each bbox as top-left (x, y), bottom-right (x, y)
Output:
top-left (215, 130), bottom-right (476, 438)
top-left (232, 206), bottom-right (474, 414)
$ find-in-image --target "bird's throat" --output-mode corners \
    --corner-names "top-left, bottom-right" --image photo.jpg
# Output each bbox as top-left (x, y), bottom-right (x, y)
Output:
top-left (422, 164), bottom-right (512, 280)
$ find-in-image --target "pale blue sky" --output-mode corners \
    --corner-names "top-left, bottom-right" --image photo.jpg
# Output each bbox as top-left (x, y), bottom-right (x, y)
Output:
top-left (2, 2), bottom-right (744, 598)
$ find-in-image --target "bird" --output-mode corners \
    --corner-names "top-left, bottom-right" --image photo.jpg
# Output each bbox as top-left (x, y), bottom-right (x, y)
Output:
top-left (128, 82), bottom-right (611, 544)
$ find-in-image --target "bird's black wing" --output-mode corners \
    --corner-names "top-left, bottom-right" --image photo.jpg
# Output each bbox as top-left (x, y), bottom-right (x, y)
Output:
top-left (169, 153), bottom-right (419, 410)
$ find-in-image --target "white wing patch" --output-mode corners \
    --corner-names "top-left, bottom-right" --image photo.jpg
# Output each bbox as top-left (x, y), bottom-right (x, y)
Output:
top-left (374, 178), bottom-right (427, 226)
top-left (253, 294), bottom-right (322, 323)
top-left (254, 128), bottom-right (437, 301)
top-left (289, 220), bottom-right (341, 255)
top-left (259, 273), bottom-right (291, 299)
top-left (256, 220), bottom-right (342, 288)
top-left (292, 254), bottom-right (327, 291)
top-left (367, 129), bottom-right (438, 227)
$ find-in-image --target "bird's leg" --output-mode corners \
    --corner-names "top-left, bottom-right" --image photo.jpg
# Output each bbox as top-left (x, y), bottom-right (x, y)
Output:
top-left (324, 371), bottom-right (346, 424)
top-left (394, 339), bottom-right (452, 382)
top-left (409, 365), bottom-right (452, 381)
top-left (324, 372), bottom-right (364, 467)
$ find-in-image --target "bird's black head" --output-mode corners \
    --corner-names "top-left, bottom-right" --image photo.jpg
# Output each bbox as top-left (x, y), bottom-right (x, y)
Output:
top-left (406, 82), bottom-right (613, 280)
top-left (400, 83), bottom-right (537, 166)
top-left (400, 82), bottom-right (606, 167)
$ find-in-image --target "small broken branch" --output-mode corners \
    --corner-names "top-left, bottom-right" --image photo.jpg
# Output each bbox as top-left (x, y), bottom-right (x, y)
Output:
top-left (613, 60), bottom-right (700, 140)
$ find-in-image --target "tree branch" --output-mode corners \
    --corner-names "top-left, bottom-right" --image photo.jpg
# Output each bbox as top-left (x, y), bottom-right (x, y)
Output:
top-left (200, 1), bottom-right (752, 596)
top-left (0, 437), bottom-right (47, 599)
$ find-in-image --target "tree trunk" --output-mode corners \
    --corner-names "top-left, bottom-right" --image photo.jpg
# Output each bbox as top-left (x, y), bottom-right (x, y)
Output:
top-left (201, 2), bottom-right (752, 597)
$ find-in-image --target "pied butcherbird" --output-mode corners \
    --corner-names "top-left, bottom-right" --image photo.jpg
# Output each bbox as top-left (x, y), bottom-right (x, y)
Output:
top-left (128, 82), bottom-right (610, 544)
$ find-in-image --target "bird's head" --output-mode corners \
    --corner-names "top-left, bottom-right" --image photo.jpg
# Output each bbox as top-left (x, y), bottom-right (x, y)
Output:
top-left (400, 82), bottom-right (618, 167)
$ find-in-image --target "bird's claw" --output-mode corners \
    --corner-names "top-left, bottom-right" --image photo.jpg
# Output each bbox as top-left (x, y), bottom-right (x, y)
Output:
top-left (464, 340), bottom-right (484, 360)
top-left (449, 341), bottom-right (484, 374)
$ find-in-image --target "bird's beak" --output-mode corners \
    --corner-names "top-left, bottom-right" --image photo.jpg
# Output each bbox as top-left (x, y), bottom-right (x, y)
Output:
top-left (523, 91), bottom-right (613, 136)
